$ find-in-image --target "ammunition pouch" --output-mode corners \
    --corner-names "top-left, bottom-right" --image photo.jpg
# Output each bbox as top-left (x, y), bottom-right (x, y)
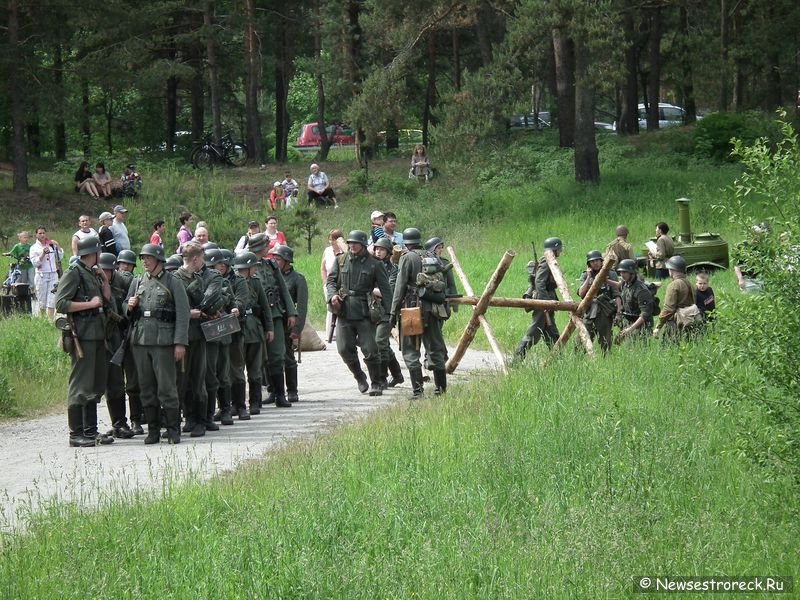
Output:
top-left (367, 293), bottom-right (385, 324)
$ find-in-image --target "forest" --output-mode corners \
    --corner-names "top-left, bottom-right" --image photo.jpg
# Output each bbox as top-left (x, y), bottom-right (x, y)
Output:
top-left (1, 0), bottom-right (799, 190)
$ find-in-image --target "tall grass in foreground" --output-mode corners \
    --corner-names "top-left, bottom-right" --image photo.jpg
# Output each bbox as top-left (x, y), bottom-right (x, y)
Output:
top-left (1, 341), bottom-right (795, 598)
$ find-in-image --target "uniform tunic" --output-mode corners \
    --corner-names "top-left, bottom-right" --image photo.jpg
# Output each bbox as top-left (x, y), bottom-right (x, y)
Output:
top-left (254, 258), bottom-right (297, 374)
top-left (282, 267), bottom-right (309, 370)
top-left (174, 267), bottom-right (209, 419)
top-left (658, 274), bottom-right (694, 328)
top-left (520, 255), bottom-right (560, 348)
top-left (620, 276), bottom-right (654, 336)
top-left (579, 269), bottom-right (619, 352)
top-left (233, 275), bottom-right (273, 387)
top-left (376, 257), bottom-right (399, 366)
top-left (105, 270), bottom-right (133, 425)
top-left (200, 267), bottom-right (234, 402)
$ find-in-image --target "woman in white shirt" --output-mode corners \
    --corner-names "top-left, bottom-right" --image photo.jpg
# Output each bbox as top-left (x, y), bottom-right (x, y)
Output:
top-left (320, 228), bottom-right (345, 339)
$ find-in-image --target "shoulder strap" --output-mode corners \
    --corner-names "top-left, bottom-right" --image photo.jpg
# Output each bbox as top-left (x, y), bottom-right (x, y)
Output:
top-left (148, 274), bottom-right (174, 300)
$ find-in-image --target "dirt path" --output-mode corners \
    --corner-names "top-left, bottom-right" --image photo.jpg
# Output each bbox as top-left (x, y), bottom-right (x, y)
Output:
top-left (0, 336), bottom-right (497, 531)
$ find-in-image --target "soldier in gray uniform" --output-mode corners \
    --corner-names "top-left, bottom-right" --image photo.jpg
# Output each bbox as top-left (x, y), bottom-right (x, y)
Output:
top-left (326, 230), bottom-right (392, 396)
top-left (115, 249), bottom-right (143, 434)
top-left (126, 243), bottom-right (190, 444)
top-left (372, 237), bottom-right (404, 388)
top-left (231, 251), bottom-right (274, 418)
top-left (270, 245), bottom-right (308, 403)
top-left (424, 236), bottom-right (459, 369)
top-left (56, 236), bottom-right (115, 447)
top-left (390, 228), bottom-right (450, 398)
top-left (247, 233), bottom-right (297, 410)
top-left (617, 259), bottom-right (654, 341)
top-left (577, 250), bottom-right (621, 353)
top-left (515, 236), bottom-right (563, 358)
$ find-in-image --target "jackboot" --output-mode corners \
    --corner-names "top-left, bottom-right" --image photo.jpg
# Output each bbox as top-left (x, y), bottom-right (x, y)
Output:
top-left (129, 395), bottom-right (144, 434)
top-left (248, 380), bottom-right (262, 415)
top-left (409, 367), bottom-right (424, 400)
top-left (182, 400), bottom-right (196, 433)
top-left (218, 386), bottom-right (234, 425)
top-left (232, 381), bottom-right (250, 420)
top-left (378, 362), bottom-right (389, 390)
top-left (433, 369), bottom-right (447, 395)
top-left (205, 390), bottom-right (219, 431)
top-left (514, 341), bottom-right (528, 360)
top-left (143, 406), bottom-right (161, 445)
top-left (164, 407), bottom-right (181, 444)
top-left (68, 405), bottom-right (94, 447)
top-left (271, 371), bottom-right (291, 408)
top-left (387, 354), bottom-right (405, 387)
top-left (348, 363), bottom-right (369, 394)
top-left (367, 363), bottom-right (383, 396)
top-left (106, 394), bottom-right (128, 431)
top-left (285, 366), bottom-right (299, 403)
top-left (264, 379), bottom-right (276, 405)
top-left (111, 420), bottom-right (135, 439)
top-left (84, 402), bottom-right (114, 445)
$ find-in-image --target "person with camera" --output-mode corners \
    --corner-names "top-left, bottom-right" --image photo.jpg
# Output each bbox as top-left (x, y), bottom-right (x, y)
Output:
top-left (30, 226), bottom-right (64, 318)
top-left (55, 236), bottom-right (114, 447)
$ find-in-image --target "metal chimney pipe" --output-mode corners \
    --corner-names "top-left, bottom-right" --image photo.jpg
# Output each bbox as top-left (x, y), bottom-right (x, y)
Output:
top-left (676, 198), bottom-right (692, 243)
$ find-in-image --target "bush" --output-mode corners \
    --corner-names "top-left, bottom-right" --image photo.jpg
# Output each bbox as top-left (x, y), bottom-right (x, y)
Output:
top-left (0, 372), bottom-right (15, 416)
top-left (693, 111), bottom-right (781, 161)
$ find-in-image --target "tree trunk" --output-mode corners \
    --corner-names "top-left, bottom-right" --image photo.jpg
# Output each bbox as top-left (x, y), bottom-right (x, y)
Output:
top-left (166, 75), bottom-right (178, 153)
top-left (53, 42), bottom-right (67, 160)
top-left (719, 0), bottom-right (730, 111)
top-left (8, 0), bottom-right (28, 192)
top-left (26, 105), bottom-right (41, 158)
top-left (475, 1), bottom-right (493, 67)
top-left (81, 78), bottom-right (91, 158)
top-left (452, 28), bottom-right (461, 91)
top-left (190, 67), bottom-right (205, 144)
top-left (244, 0), bottom-right (265, 164)
top-left (617, 2), bottom-right (639, 135)
top-left (104, 94), bottom-right (114, 156)
top-left (422, 31), bottom-right (437, 148)
top-left (312, 0), bottom-right (331, 161)
top-left (766, 50), bottom-right (783, 110)
top-left (274, 6), bottom-right (292, 163)
top-left (552, 24), bottom-right (576, 148)
top-left (385, 121), bottom-right (399, 150)
top-left (574, 41), bottom-right (600, 185)
top-left (646, 7), bottom-right (662, 130)
top-left (204, 0), bottom-right (223, 143)
top-left (678, 2), bottom-right (697, 123)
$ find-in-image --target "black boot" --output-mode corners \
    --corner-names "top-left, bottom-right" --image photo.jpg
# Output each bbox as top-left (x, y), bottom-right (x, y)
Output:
top-left (433, 369), bottom-right (447, 395)
top-left (129, 395), bottom-right (144, 434)
top-left (387, 354), bottom-right (405, 387)
top-left (378, 362), bottom-right (389, 390)
top-left (271, 371), bottom-right (291, 408)
top-left (248, 380), bottom-right (262, 415)
top-left (218, 386), bottom-right (234, 425)
top-left (285, 366), bottom-right (299, 403)
top-left (514, 341), bottom-right (528, 360)
top-left (367, 363), bottom-right (383, 396)
top-left (68, 405), bottom-right (94, 447)
top-left (264, 378), bottom-right (276, 405)
top-left (409, 367), bottom-right (424, 399)
top-left (112, 420), bottom-right (135, 439)
top-left (348, 363), bottom-right (369, 394)
top-left (143, 406), bottom-right (161, 444)
top-left (232, 381), bottom-right (250, 420)
top-left (84, 402), bottom-right (113, 445)
top-left (106, 394), bottom-right (129, 437)
top-left (165, 407), bottom-right (181, 444)
top-left (205, 390), bottom-right (219, 431)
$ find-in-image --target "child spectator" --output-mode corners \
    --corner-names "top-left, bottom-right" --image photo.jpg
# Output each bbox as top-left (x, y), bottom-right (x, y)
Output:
top-left (370, 210), bottom-right (386, 244)
top-left (120, 163), bottom-right (142, 197)
top-left (269, 181), bottom-right (285, 212)
top-left (3, 230), bottom-right (34, 285)
top-left (150, 220), bottom-right (166, 247)
top-left (694, 272), bottom-right (716, 321)
top-left (281, 171), bottom-right (298, 208)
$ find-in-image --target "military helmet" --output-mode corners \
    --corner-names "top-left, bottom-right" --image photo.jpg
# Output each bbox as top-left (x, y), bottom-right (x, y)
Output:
top-left (402, 227), bottom-right (422, 245)
top-left (422, 256), bottom-right (440, 273)
top-left (616, 259), bottom-right (638, 274)
top-left (116, 249), bottom-right (137, 265)
top-left (247, 232), bottom-right (268, 253)
top-left (165, 254), bottom-right (182, 271)
top-left (204, 248), bottom-right (224, 267)
top-left (76, 236), bottom-right (101, 257)
top-left (139, 243), bottom-right (166, 262)
top-left (543, 237), bottom-right (563, 251)
top-left (665, 255), bottom-right (687, 273)
top-left (346, 230), bottom-right (369, 245)
top-left (202, 241), bottom-right (219, 250)
top-left (98, 252), bottom-right (117, 270)
top-left (425, 237), bottom-right (443, 252)
top-left (374, 237), bottom-right (394, 251)
top-left (233, 251), bottom-right (259, 270)
top-left (586, 250), bottom-right (603, 263)
top-left (271, 244), bottom-right (294, 263)
top-left (220, 249), bottom-right (234, 265)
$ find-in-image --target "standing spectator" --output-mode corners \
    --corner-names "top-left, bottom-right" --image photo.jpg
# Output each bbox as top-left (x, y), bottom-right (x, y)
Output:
top-left (264, 216), bottom-right (286, 251)
top-left (4, 230), bottom-right (34, 285)
top-left (282, 171), bottom-right (299, 209)
top-left (176, 211), bottom-right (194, 253)
top-left (307, 163), bottom-right (338, 208)
top-left (320, 228), bottom-right (345, 340)
top-left (369, 211), bottom-right (386, 244)
top-left (269, 181), bottom-right (285, 212)
top-left (150, 220), bottom-right (165, 247)
top-left (29, 226), bottom-right (64, 318)
top-left (694, 272), bottom-right (716, 321)
top-left (649, 222), bottom-right (674, 280)
top-left (194, 225), bottom-right (210, 246)
top-left (97, 212), bottom-right (118, 255)
top-left (74, 161), bottom-right (100, 198)
top-left (93, 162), bottom-right (113, 198)
top-left (235, 220), bottom-right (260, 254)
top-left (382, 211), bottom-right (405, 248)
top-left (409, 144), bottom-right (432, 180)
top-left (110, 205), bottom-right (131, 251)
top-left (71, 215), bottom-right (98, 257)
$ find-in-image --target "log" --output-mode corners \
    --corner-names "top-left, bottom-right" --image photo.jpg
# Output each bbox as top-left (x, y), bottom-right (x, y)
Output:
top-left (447, 247), bottom-right (507, 374)
top-left (448, 295), bottom-right (580, 312)
top-left (544, 249), bottom-right (594, 356)
top-left (446, 250), bottom-right (515, 374)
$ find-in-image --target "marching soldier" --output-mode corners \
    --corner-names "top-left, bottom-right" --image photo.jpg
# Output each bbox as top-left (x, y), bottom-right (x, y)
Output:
top-left (326, 230), bottom-right (392, 396)
top-left (115, 249), bottom-right (143, 434)
top-left (577, 250), bottom-right (621, 353)
top-left (372, 237), bottom-right (404, 388)
top-left (270, 245), bottom-right (308, 403)
top-left (515, 236), bottom-right (563, 358)
top-left (126, 243), bottom-right (189, 444)
top-left (247, 233), bottom-right (297, 410)
top-left (424, 236), bottom-right (459, 368)
top-left (616, 259), bottom-right (654, 341)
top-left (56, 236), bottom-right (114, 447)
top-left (231, 251), bottom-right (274, 418)
top-left (389, 228), bottom-right (449, 398)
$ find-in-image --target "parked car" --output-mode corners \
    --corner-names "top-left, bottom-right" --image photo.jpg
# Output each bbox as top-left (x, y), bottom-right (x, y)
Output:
top-left (295, 122), bottom-right (355, 147)
top-left (638, 103), bottom-right (686, 129)
top-left (509, 112), bottom-right (551, 129)
top-left (376, 129), bottom-right (424, 145)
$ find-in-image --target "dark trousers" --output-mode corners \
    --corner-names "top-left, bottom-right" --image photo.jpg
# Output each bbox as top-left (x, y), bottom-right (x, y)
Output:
top-left (307, 189), bottom-right (336, 207)
top-left (336, 317), bottom-right (379, 369)
top-left (401, 313), bottom-right (446, 371)
top-left (521, 310), bottom-right (559, 348)
top-left (68, 339), bottom-right (106, 407)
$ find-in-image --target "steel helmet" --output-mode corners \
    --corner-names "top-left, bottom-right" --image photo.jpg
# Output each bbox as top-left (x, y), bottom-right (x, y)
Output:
top-left (233, 251), bottom-right (259, 270)
top-left (665, 255), bottom-right (687, 273)
top-left (616, 259), bottom-right (638, 274)
top-left (374, 237), bottom-right (394, 251)
top-left (117, 249), bottom-right (137, 265)
top-left (164, 254), bottom-right (182, 271)
top-left (402, 228), bottom-right (422, 245)
top-left (585, 250), bottom-right (603, 263)
top-left (425, 237), bottom-right (443, 252)
top-left (202, 241), bottom-right (219, 251)
top-left (139, 243), bottom-right (166, 262)
top-left (220, 249), bottom-right (234, 265)
top-left (247, 233), bottom-right (268, 253)
top-left (543, 237), bottom-right (563, 251)
top-left (204, 248), bottom-right (224, 267)
top-left (271, 244), bottom-right (294, 263)
top-left (76, 236), bottom-right (102, 257)
top-left (346, 230), bottom-right (369, 245)
top-left (98, 252), bottom-right (117, 270)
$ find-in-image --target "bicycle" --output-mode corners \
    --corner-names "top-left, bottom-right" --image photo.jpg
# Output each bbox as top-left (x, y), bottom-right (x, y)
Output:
top-left (191, 132), bottom-right (248, 169)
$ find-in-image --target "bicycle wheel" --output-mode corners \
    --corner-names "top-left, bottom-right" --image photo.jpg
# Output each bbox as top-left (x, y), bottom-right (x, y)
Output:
top-left (227, 144), bottom-right (248, 167)
top-left (193, 148), bottom-right (214, 170)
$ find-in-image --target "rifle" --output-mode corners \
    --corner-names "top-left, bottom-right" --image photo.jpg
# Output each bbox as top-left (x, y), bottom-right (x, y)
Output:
top-left (109, 278), bottom-right (141, 367)
top-left (327, 312), bottom-right (337, 344)
top-left (293, 337), bottom-right (302, 364)
top-left (66, 314), bottom-right (85, 359)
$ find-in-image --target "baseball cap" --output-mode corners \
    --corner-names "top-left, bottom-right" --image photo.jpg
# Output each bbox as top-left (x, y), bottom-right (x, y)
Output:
top-left (113, 205), bottom-right (128, 214)
top-left (98, 211), bottom-right (114, 221)
top-left (370, 210), bottom-right (385, 221)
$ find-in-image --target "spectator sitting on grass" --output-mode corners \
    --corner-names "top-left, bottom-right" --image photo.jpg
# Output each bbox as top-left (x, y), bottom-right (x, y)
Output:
top-left (3, 230), bottom-right (34, 285)
top-left (307, 163), bottom-right (338, 208)
top-left (269, 181), bottom-right (285, 212)
top-left (74, 161), bottom-right (100, 199)
top-left (282, 171), bottom-right (298, 208)
top-left (93, 162), bottom-right (113, 198)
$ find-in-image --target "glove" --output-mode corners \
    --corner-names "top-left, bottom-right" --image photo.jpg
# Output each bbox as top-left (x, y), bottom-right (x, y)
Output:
top-left (389, 314), bottom-right (397, 329)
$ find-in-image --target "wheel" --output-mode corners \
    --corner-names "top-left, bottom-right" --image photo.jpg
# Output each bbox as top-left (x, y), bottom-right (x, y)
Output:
top-left (193, 149), bottom-right (214, 170)
top-left (227, 144), bottom-right (248, 167)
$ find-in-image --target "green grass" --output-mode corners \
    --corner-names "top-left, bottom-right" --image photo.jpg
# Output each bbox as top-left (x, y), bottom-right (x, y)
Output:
top-left (0, 343), bottom-right (795, 598)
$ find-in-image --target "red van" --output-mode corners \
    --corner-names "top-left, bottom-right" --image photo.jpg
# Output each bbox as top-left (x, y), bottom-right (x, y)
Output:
top-left (295, 122), bottom-right (355, 147)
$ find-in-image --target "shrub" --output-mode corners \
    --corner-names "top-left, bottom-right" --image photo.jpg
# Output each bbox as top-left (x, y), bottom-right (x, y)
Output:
top-left (693, 111), bottom-right (781, 161)
top-left (0, 372), bottom-right (15, 416)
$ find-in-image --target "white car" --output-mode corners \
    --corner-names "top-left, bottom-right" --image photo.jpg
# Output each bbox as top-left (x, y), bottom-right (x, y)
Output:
top-left (638, 103), bottom-right (685, 129)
